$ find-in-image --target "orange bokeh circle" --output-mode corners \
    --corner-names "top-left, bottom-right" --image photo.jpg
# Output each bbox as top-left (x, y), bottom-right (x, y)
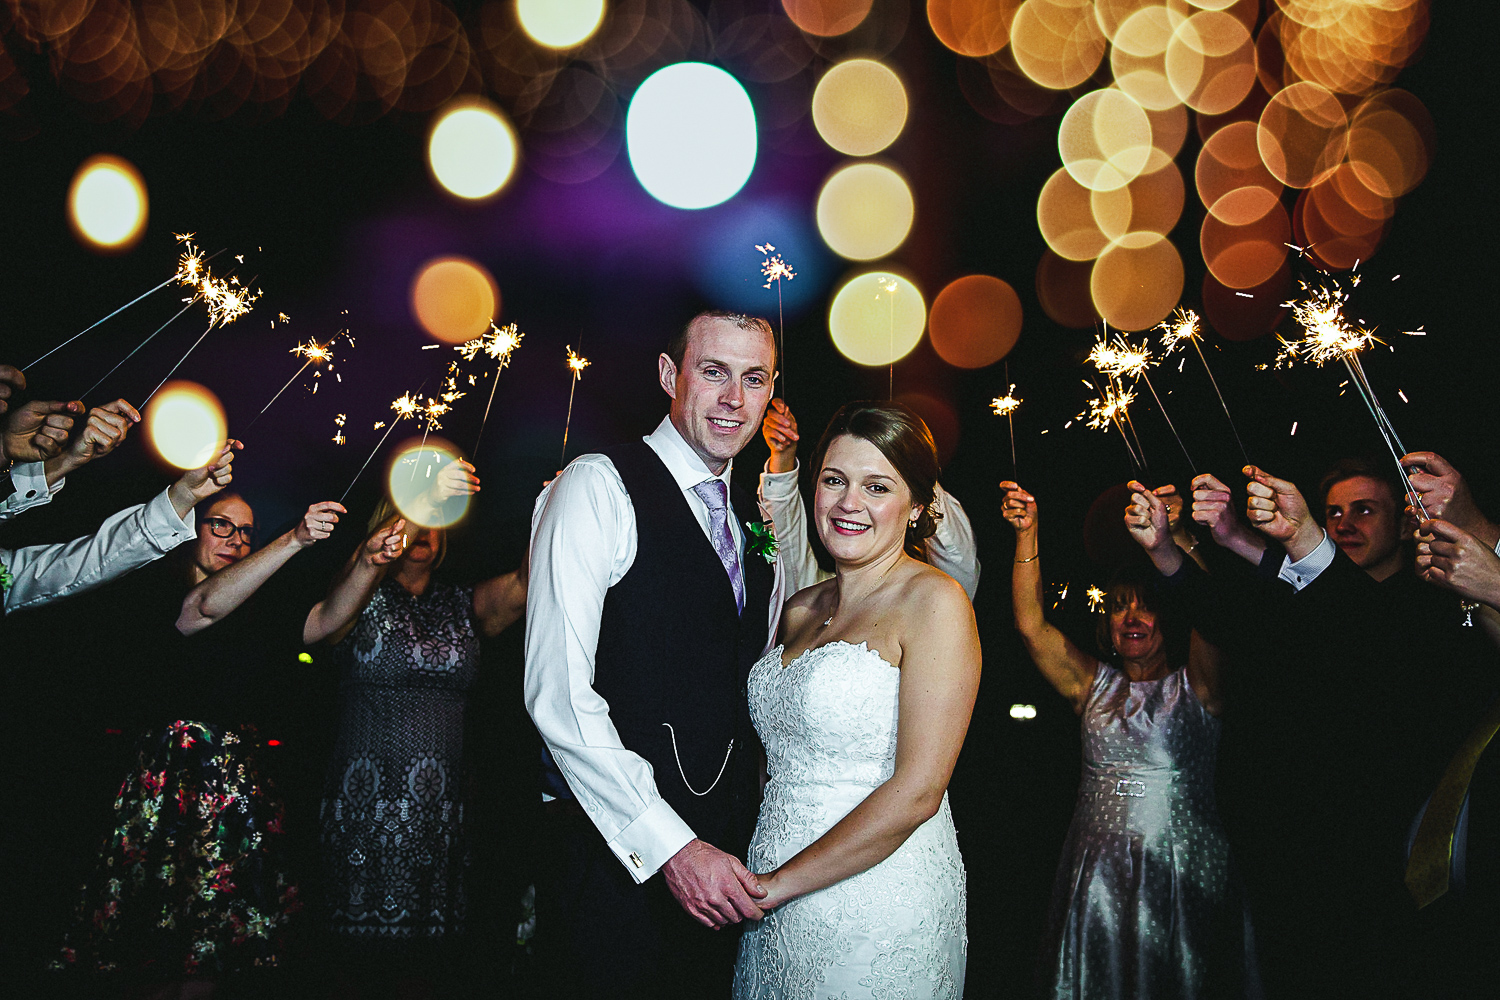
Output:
top-left (928, 275), bottom-right (1024, 369)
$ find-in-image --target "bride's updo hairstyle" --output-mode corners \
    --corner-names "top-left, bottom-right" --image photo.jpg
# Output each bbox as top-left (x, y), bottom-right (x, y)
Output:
top-left (812, 402), bottom-right (943, 547)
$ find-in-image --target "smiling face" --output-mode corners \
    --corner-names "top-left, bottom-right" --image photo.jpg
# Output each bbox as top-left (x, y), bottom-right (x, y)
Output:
top-left (813, 434), bottom-right (923, 568)
top-left (1106, 590), bottom-right (1166, 663)
top-left (1325, 475), bottom-right (1403, 577)
top-left (659, 316), bottom-right (777, 475)
top-left (194, 495), bottom-right (254, 577)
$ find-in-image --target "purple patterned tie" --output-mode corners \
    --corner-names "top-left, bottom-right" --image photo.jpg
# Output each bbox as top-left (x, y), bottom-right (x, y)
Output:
top-left (692, 479), bottom-right (745, 614)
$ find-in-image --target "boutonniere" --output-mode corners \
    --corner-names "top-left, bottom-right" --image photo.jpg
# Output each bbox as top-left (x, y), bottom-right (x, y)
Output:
top-left (745, 519), bottom-right (778, 564)
top-left (0, 557), bottom-right (12, 595)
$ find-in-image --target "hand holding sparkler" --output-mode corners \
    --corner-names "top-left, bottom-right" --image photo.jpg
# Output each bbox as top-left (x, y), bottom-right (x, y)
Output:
top-left (1415, 519), bottom-right (1500, 610)
top-left (42, 399), bottom-right (141, 482)
top-left (2, 393), bottom-right (85, 463)
top-left (293, 501), bottom-right (349, 549)
top-left (362, 518), bottom-right (409, 568)
top-left (1190, 472), bottom-right (1268, 565)
top-left (1401, 452), bottom-right (1500, 549)
top-left (762, 398), bottom-right (800, 474)
top-left (168, 439), bottom-right (242, 519)
top-left (1243, 465), bottom-right (1324, 561)
top-left (1125, 481), bottom-right (1183, 577)
top-left (999, 482), bottom-right (1038, 538)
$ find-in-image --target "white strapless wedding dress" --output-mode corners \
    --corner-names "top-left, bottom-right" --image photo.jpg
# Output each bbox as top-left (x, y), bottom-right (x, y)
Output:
top-left (733, 641), bottom-right (967, 999)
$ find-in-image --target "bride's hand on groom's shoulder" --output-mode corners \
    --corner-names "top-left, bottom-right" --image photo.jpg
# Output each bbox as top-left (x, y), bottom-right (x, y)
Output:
top-left (662, 839), bottom-right (768, 929)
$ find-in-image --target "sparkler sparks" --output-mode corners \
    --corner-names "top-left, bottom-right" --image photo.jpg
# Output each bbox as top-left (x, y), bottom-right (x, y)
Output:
top-left (1274, 278), bottom-right (1381, 369)
top-left (1087, 337), bottom-right (1154, 380)
top-left (1155, 305), bottom-right (1248, 464)
top-left (990, 389), bottom-right (1022, 417)
top-left (1085, 387), bottom-right (1137, 431)
top-left (456, 322), bottom-right (524, 367)
top-left (333, 414), bottom-right (347, 445)
top-left (1086, 586), bottom-right (1106, 613)
top-left (341, 391), bottom-right (422, 502)
top-left (757, 242), bottom-right (796, 398)
top-left (560, 345), bottom-right (591, 469)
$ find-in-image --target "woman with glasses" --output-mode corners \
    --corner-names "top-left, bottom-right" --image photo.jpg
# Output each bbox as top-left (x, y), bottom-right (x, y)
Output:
top-left (56, 462), bottom-right (406, 985)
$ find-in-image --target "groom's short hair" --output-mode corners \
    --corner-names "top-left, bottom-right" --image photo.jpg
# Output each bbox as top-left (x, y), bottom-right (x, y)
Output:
top-left (666, 311), bottom-right (778, 373)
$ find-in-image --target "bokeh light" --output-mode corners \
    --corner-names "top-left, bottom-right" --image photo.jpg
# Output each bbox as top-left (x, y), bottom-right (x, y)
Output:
top-left (1035, 250), bottom-right (1099, 329)
top-left (1196, 120), bottom-right (1283, 224)
top-left (812, 59), bottom-right (908, 157)
top-left (1258, 81), bottom-right (1348, 189)
top-left (928, 0), bottom-right (1017, 57)
top-left (410, 257), bottom-right (499, 344)
top-left (1166, 9), bottom-right (1255, 114)
top-left (427, 101), bottom-right (519, 200)
top-left (781, 0), bottom-right (874, 37)
top-left (928, 275), bottom-right (1023, 369)
top-left (1346, 88), bottom-right (1433, 199)
top-left (1059, 89), bottom-right (1152, 191)
top-left (1201, 201), bottom-right (1292, 288)
top-left (388, 439), bottom-right (471, 529)
top-left (1090, 234), bottom-right (1183, 331)
top-left (1110, 6), bottom-right (1180, 111)
top-left (1010, 0), bottom-right (1106, 91)
top-left (895, 391), bottom-right (961, 465)
top-left (68, 155), bottom-right (148, 251)
top-left (829, 272), bottom-right (926, 367)
top-left (816, 162), bottom-right (916, 261)
top-left (1037, 166), bottom-right (1112, 262)
top-left (1092, 160), bottom-right (1185, 245)
top-left (146, 381), bottom-right (226, 470)
top-left (626, 62), bottom-right (757, 210)
top-left (516, 0), bottom-right (606, 49)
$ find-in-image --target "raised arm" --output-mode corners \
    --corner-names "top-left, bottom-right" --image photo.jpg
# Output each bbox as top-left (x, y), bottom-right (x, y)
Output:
top-left (178, 501), bottom-right (347, 636)
top-left (755, 572), bottom-right (979, 909)
top-left (1190, 472), bottom-right (1269, 565)
top-left (1403, 452), bottom-right (1500, 550)
top-left (925, 485), bottom-right (980, 600)
top-left (473, 551), bottom-right (528, 637)
top-left (1126, 482), bottom-right (1224, 713)
top-left (758, 398), bottom-right (826, 592)
top-left (2, 440), bottom-right (236, 614)
top-left (1001, 481), bottom-right (1097, 713)
top-left (1416, 518), bottom-right (1500, 611)
top-left (302, 518), bottom-right (406, 645)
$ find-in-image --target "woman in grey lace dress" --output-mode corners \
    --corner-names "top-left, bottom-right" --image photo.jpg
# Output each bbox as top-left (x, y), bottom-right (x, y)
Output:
top-left (1002, 480), bottom-right (1253, 998)
top-left (734, 403), bottom-right (980, 999)
top-left (315, 461), bottom-right (526, 944)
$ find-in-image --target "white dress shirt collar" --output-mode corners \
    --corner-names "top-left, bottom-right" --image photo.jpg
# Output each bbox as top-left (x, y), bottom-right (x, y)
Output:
top-left (645, 415), bottom-right (733, 493)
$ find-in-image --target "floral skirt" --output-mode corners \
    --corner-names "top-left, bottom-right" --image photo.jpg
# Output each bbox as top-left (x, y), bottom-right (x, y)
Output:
top-left (53, 720), bottom-right (301, 977)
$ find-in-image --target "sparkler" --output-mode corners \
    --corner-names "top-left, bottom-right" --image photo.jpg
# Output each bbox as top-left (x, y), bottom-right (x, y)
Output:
top-left (1157, 307), bottom-right (1249, 465)
top-left (340, 391), bottom-right (421, 502)
top-left (1091, 333), bottom-right (1195, 471)
top-left (757, 243), bottom-right (796, 396)
top-left (559, 346), bottom-right (591, 470)
top-left (333, 414), bottom-right (346, 446)
top-left (991, 362), bottom-right (1021, 473)
top-left (139, 243), bottom-right (262, 408)
top-left (1276, 275), bottom-right (1426, 517)
top-left (25, 236), bottom-right (219, 370)
top-left (1084, 384), bottom-right (1145, 473)
top-left (882, 277), bottom-right (899, 399)
top-left (460, 322), bottom-right (524, 454)
top-left (408, 366), bottom-right (466, 480)
top-left (250, 337), bottom-right (338, 423)
top-left (1086, 585), bottom-right (1106, 613)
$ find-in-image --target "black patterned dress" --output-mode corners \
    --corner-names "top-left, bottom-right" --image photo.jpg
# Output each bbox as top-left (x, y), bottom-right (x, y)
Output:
top-left (319, 578), bottom-right (479, 941)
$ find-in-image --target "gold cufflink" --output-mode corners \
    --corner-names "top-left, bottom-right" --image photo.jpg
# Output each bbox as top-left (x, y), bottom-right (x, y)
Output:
top-left (629, 852), bottom-right (643, 868)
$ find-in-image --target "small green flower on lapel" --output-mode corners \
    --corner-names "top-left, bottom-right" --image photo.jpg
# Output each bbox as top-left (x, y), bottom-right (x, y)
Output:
top-left (0, 558), bottom-right (12, 595)
top-left (745, 519), bottom-right (778, 564)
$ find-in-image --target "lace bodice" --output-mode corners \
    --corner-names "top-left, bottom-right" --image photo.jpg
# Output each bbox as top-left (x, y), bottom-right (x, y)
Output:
top-left (735, 641), bottom-right (967, 999)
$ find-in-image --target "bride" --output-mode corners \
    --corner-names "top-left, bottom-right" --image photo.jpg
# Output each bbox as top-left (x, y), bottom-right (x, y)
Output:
top-left (734, 402), bottom-right (980, 999)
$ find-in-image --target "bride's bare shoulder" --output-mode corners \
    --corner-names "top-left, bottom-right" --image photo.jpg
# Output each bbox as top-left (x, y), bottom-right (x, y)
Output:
top-left (899, 561), bottom-right (974, 622)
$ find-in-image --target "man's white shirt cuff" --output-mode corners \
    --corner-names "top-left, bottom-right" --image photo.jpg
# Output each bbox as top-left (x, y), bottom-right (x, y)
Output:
top-left (759, 460), bottom-right (800, 498)
top-left (2, 461), bottom-right (60, 516)
top-left (606, 797), bottom-right (695, 883)
top-left (1278, 531), bottom-right (1336, 591)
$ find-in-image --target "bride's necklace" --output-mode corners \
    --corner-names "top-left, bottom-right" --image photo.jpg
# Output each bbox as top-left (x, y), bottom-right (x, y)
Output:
top-left (821, 561), bottom-right (898, 628)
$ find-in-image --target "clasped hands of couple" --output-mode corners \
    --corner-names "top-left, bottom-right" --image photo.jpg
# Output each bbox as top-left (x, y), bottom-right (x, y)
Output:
top-left (662, 837), bottom-right (795, 930)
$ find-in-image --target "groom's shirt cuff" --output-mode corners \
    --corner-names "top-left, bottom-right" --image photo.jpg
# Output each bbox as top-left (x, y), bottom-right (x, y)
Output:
top-left (609, 800), bottom-right (696, 881)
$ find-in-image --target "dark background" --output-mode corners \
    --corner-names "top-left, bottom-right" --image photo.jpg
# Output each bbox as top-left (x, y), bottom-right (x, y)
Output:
top-left (2, 1), bottom-right (1496, 995)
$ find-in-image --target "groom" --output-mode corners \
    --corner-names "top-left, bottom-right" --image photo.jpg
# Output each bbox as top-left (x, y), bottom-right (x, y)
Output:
top-left (525, 311), bottom-right (785, 997)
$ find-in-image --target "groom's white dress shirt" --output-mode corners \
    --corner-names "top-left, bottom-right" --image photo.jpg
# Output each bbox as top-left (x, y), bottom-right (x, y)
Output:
top-left (525, 416), bottom-right (786, 883)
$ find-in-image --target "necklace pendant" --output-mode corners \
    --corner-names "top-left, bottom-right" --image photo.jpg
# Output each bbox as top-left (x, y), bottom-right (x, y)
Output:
top-left (822, 615), bottom-right (834, 627)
